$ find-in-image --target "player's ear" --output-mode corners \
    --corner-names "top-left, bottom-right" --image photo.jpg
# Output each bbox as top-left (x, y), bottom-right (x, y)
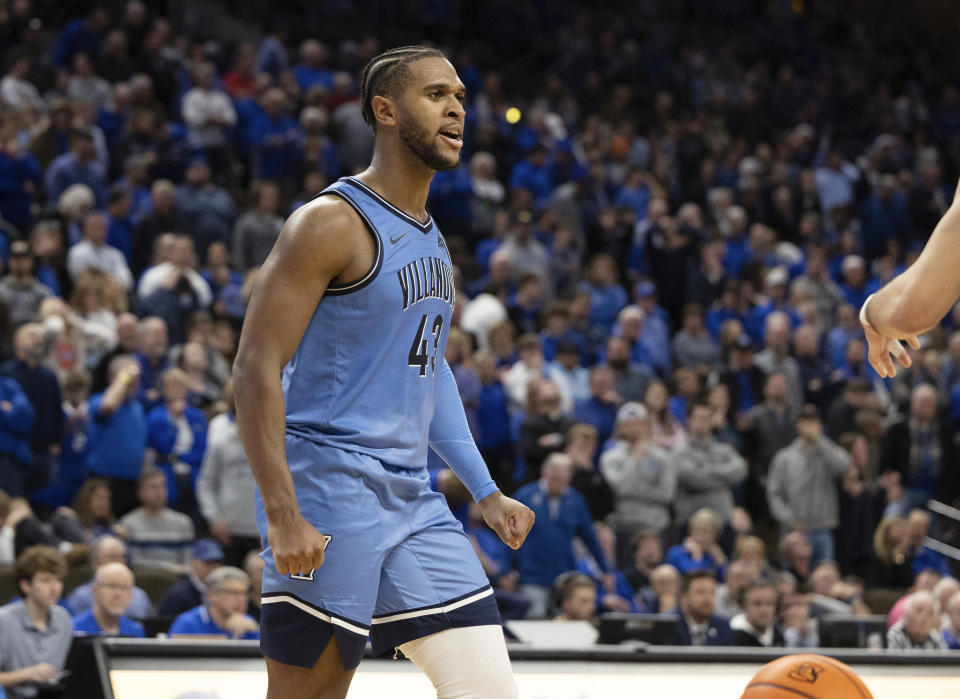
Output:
top-left (371, 95), bottom-right (397, 128)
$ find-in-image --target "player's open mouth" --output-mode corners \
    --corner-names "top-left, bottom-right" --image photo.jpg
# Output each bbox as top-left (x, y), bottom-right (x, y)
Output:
top-left (439, 128), bottom-right (463, 148)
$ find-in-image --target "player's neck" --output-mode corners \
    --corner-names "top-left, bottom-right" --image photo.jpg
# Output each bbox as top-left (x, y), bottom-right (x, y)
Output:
top-left (359, 151), bottom-right (435, 223)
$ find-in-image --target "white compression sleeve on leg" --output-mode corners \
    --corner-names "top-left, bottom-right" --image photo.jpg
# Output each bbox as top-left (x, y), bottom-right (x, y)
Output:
top-left (397, 625), bottom-right (518, 699)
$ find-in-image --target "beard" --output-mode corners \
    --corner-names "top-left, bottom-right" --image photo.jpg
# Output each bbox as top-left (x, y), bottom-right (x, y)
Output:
top-left (608, 356), bottom-right (628, 371)
top-left (398, 113), bottom-right (459, 171)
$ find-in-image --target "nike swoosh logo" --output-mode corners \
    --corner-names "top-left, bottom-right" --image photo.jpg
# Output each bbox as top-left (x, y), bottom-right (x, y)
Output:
top-left (390, 232), bottom-right (408, 244)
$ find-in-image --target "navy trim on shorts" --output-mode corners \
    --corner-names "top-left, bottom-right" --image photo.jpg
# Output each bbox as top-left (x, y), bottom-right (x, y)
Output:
top-left (369, 585), bottom-right (502, 657)
top-left (371, 584), bottom-right (492, 619)
top-left (260, 591), bottom-right (370, 670)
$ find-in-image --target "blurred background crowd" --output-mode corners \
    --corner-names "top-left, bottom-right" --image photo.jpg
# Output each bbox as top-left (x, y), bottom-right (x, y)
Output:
top-left (1, 0), bottom-right (960, 670)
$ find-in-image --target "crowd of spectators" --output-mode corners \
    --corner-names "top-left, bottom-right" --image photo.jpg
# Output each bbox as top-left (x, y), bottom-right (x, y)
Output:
top-left (2, 0), bottom-right (960, 692)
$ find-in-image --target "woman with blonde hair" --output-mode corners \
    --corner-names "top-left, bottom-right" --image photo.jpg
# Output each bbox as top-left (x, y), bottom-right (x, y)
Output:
top-left (69, 269), bottom-right (119, 368)
top-left (874, 516), bottom-right (912, 588)
top-left (733, 535), bottom-right (769, 577)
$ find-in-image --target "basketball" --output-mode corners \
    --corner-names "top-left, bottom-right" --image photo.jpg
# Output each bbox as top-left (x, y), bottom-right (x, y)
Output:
top-left (741, 654), bottom-right (874, 698)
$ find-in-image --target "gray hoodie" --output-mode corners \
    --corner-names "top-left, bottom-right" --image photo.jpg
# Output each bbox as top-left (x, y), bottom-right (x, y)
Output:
top-left (196, 413), bottom-right (259, 537)
top-left (599, 440), bottom-right (675, 532)
top-left (673, 438), bottom-right (748, 525)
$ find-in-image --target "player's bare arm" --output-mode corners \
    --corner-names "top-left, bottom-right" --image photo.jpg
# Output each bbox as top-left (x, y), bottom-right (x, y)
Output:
top-left (860, 179), bottom-right (960, 376)
top-left (234, 196), bottom-right (374, 576)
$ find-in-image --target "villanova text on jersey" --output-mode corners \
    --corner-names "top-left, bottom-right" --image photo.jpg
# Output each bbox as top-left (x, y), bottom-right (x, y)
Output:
top-left (282, 176), bottom-right (455, 468)
top-left (397, 256), bottom-right (456, 312)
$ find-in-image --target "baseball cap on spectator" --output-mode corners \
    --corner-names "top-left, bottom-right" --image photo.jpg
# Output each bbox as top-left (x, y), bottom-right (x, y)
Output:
top-left (841, 255), bottom-right (865, 273)
top-left (192, 538), bottom-right (225, 562)
top-left (633, 280), bottom-right (656, 298)
top-left (616, 402), bottom-right (648, 424)
top-left (9, 241), bottom-right (31, 258)
top-left (514, 210), bottom-right (533, 225)
top-left (765, 267), bottom-right (788, 288)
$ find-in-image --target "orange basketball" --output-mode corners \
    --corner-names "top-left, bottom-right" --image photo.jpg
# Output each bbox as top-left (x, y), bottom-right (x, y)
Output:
top-left (741, 653), bottom-right (874, 698)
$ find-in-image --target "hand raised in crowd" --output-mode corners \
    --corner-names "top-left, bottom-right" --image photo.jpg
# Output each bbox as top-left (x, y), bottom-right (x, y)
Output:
top-left (601, 389), bottom-right (623, 406)
top-left (730, 507), bottom-right (752, 536)
top-left (708, 542), bottom-right (727, 565)
top-left (225, 612), bottom-right (258, 638)
top-left (658, 593), bottom-right (677, 613)
top-left (682, 538), bottom-right (702, 560)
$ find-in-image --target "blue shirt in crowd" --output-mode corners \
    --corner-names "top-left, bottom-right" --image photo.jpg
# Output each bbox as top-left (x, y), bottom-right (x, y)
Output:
top-left (72, 609), bottom-right (146, 638)
top-left (168, 605), bottom-right (259, 640)
top-left (665, 544), bottom-right (724, 578)
top-left (572, 397), bottom-right (617, 445)
top-left (86, 393), bottom-right (147, 480)
top-left (512, 482), bottom-right (610, 587)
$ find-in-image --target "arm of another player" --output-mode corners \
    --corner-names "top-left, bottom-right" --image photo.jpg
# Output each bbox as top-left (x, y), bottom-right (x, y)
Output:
top-left (861, 179), bottom-right (960, 376)
top-left (429, 359), bottom-right (534, 550)
top-left (233, 197), bottom-right (359, 576)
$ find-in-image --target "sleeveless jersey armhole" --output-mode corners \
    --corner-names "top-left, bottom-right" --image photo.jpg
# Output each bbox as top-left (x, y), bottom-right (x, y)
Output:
top-left (322, 191), bottom-right (384, 296)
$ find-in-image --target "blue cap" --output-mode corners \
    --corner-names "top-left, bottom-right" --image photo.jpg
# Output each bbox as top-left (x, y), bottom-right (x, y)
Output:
top-left (192, 538), bottom-right (225, 562)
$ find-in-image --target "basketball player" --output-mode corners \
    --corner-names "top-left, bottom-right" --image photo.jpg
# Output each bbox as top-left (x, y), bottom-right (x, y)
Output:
top-left (234, 46), bottom-right (533, 699)
top-left (860, 180), bottom-right (960, 378)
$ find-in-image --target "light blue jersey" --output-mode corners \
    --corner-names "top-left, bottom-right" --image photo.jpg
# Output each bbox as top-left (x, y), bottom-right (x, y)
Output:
top-left (283, 176), bottom-right (456, 466)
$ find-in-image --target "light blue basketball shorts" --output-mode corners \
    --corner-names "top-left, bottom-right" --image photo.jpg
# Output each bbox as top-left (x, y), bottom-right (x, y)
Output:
top-left (256, 432), bottom-right (500, 670)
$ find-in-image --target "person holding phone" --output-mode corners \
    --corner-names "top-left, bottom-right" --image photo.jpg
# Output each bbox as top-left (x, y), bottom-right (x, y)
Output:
top-left (0, 546), bottom-right (73, 698)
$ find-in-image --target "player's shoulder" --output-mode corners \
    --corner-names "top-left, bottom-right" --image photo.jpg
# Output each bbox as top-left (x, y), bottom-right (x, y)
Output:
top-left (270, 193), bottom-right (367, 272)
top-left (285, 193), bottom-right (365, 240)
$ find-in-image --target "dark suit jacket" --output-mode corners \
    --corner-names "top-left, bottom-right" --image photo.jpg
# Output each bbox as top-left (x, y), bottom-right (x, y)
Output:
top-left (719, 366), bottom-right (766, 420)
top-left (732, 625), bottom-right (785, 647)
top-left (674, 613), bottom-right (733, 646)
top-left (882, 419), bottom-right (959, 504)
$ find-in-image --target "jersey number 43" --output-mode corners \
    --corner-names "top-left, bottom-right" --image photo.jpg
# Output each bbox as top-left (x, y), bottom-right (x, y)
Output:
top-left (409, 313), bottom-right (444, 377)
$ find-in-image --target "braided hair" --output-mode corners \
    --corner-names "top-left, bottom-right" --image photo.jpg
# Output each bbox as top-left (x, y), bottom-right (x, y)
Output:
top-left (360, 45), bottom-right (446, 129)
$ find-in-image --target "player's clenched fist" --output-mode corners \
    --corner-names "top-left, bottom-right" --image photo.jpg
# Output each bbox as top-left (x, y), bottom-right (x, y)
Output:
top-left (478, 491), bottom-right (535, 550)
top-left (268, 514), bottom-right (331, 576)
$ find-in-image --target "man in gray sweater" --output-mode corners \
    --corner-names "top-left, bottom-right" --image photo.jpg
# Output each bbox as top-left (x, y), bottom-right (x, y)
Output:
top-left (674, 401), bottom-right (748, 529)
top-left (766, 404), bottom-right (851, 567)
